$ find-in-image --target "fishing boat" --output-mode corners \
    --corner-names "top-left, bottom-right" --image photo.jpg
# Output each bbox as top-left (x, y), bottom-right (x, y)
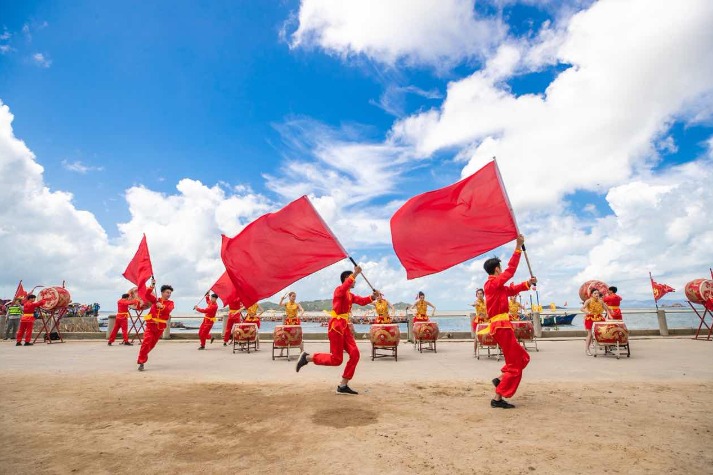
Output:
top-left (540, 313), bottom-right (577, 327)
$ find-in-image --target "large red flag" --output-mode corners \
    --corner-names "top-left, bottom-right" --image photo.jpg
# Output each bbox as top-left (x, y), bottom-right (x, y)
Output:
top-left (221, 196), bottom-right (348, 307)
top-left (14, 281), bottom-right (27, 300)
top-left (390, 160), bottom-right (519, 279)
top-left (211, 271), bottom-right (238, 307)
top-left (123, 234), bottom-right (154, 286)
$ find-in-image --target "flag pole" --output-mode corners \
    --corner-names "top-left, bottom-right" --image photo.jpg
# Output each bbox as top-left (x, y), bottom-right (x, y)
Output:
top-left (14, 280), bottom-right (22, 299)
top-left (349, 256), bottom-right (376, 292)
top-left (649, 272), bottom-right (659, 311)
top-left (710, 267), bottom-right (712, 280)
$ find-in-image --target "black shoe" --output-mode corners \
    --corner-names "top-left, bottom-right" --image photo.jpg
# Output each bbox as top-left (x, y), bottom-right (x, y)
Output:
top-left (16, 342), bottom-right (21, 346)
top-left (336, 385), bottom-right (359, 395)
top-left (223, 342), bottom-right (227, 347)
top-left (210, 337), bottom-right (215, 344)
top-left (138, 364), bottom-right (145, 372)
top-left (296, 352), bottom-right (309, 372)
top-left (198, 346), bottom-right (205, 350)
top-left (108, 341), bottom-right (112, 346)
top-left (491, 398), bottom-right (515, 409)
top-left (123, 342), bottom-right (133, 346)
top-left (492, 378), bottom-right (501, 387)
top-left (24, 342), bottom-right (33, 346)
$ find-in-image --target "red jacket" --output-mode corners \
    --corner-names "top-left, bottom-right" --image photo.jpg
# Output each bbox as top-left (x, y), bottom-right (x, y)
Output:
top-left (21, 299), bottom-right (47, 322)
top-left (197, 295), bottom-right (219, 320)
top-left (332, 275), bottom-right (373, 315)
top-left (116, 298), bottom-right (140, 317)
top-left (140, 285), bottom-right (174, 325)
top-left (603, 293), bottom-right (622, 307)
top-left (484, 250), bottom-right (530, 318)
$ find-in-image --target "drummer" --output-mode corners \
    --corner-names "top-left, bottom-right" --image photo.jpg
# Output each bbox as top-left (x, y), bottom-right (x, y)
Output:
top-left (581, 289), bottom-right (612, 356)
top-left (508, 296), bottom-right (524, 321)
top-left (279, 292), bottom-right (304, 325)
top-left (470, 288), bottom-right (487, 335)
top-left (223, 298), bottom-right (244, 347)
top-left (108, 293), bottom-right (141, 346)
top-left (16, 294), bottom-right (48, 346)
top-left (243, 302), bottom-right (265, 328)
top-left (409, 291), bottom-right (435, 322)
top-left (603, 286), bottom-right (623, 320)
top-left (372, 292), bottom-right (395, 324)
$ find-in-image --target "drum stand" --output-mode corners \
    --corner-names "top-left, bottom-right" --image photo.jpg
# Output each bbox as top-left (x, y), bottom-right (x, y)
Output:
top-left (128, 309), bottom-right (146, 344)
top-left (33, 307), bottom-right (68, 344)
top-left (689, 301), bottom-right (712, 341)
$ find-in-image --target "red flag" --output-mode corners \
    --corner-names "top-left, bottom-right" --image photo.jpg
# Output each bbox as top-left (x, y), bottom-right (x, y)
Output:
top-left (123, 234), bottom-right (154, 286)
top-left (211, 271), bottom-right (238, 307)
top-left (390, 160), bottom-right (518, 279)
top-left (650, 277), bottom-right (675, 302)
top-left (221, 196), bottom-right (348, 307)
top-left (14, 281), bottom-right (27, 300)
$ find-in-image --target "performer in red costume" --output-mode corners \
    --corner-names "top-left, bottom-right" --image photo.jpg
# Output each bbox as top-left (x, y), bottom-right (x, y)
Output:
top-left (108, 293), bottom-right (140, 346)
top-left (296, 265), bottom-right (378, 395)
top-left (16, 294), bottom-right (47, 346)
top-left (136, 278), bottom-right (174, 371)
top-left (603, 286), bottom-right (623, 320)
top-left (195, 293), bottom-right (219, 350)
top-left (223, 298), bottom-right (244, 346)
top-left (479, 234), bottom-right (537, 409)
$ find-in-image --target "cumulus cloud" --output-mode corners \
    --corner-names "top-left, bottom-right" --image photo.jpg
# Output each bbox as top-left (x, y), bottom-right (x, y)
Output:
top-left (288, 0), bottom-right (505, 68)
top-left (61, 160), bottom-right (104, 174)
top-left (32, 52), bottom-right (51, 68)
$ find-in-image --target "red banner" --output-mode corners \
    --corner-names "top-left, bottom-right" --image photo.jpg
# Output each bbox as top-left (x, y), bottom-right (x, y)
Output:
top-left (211, 271), bottom-right (238, 307)
top-left (390, 160), bottom-right (519, 279)
top-left (123, 234), bottom-right (154, 286)
top-left (221, 196), bottom-right (348, 307)
top-left (651, 278), bottom-right (675, 302)
top-left (14, 281), bottom-right (27, 300)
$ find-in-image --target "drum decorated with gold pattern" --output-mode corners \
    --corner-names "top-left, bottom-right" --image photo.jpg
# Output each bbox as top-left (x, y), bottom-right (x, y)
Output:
top-left (232, 323), bottom-right (258, 341)
top-left (512, 320), bottom-right (534, 341)
top-left (579, 280), bottom-right (609, 302)
top-left (39, 287), bottom-right (71, 310)
top-left (369, 324), bottom-right (400, 347)
top-left (684, 279), bottom-right (713, 304)
top-left (475, 323), bottom-right (497, 346)
top-left (413, 321), bottom-right (438, 341)
top-left (127, 287), bottom-right (151, 310)
top-left (592, 321), bottom-right (629, 344)
top-left (273, 325), bottom-right (302, 348)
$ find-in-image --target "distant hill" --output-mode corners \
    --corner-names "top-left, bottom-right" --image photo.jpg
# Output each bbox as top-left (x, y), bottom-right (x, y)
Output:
top-left (261, 299), bottom-right (411, 311)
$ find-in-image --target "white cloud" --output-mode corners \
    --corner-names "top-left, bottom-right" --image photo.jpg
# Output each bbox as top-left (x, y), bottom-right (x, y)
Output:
top-left (0, 45), bottom-right (11, 55)
top-left (61, 160), bottom-right (104, 174)
top-left (32, 52), bottom-right (51, 68)
top-left (288, 0), bottom-right (505, 68)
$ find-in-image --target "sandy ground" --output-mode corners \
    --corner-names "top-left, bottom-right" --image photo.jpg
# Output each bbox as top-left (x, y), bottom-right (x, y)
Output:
top-left (0, 338), bottom-right (711, 474)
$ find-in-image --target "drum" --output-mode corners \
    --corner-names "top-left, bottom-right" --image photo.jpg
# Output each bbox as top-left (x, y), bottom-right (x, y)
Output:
top-left (369, 324), bottom-right (400, 347)
top-left (684, 279), bottom-right (713, 304)
top-left (579, 280), bottom-right (609, 302)
top-left (273, 325), bottom-right (303, 348)
top-left (512, 320), bottom-right (534, 341)
top-left (232, 323), bottom-right (258, 342)
top-left (475, 323), bottom-right (497, 346)
top-left (39, 287), bottom-right (71, 310)
top-left (413, 321), bottom-right (438, 341)
top-left (127, 287), bottom-right (151, 310)
top-left (592, 321), bottom-right (629, 345)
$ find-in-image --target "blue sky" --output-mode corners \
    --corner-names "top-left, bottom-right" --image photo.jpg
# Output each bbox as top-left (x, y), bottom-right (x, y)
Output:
top-left (1, 0), bottom-right (712, 309)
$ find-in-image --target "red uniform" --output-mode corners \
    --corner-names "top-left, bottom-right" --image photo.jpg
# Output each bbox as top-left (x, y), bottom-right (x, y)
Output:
top-left (196, 296), bottom-right (218, 347)
top-left (312, 275), bottom-right (373, 380)
top-left (481, 250), bottom-right (531, 399)
top-left (137, 285), bottom-right (174, 365)
top-left (223, 300), bottom-right (243, 343)
top-left (108, 298), bottom-right (140, 344)
top-left (603, 293), bottom-right (622, 320)
top-left (16, 299), bottom-right (47, 344)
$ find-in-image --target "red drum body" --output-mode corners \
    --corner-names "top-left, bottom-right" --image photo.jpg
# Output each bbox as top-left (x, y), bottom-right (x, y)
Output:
top-left (476, 323), bottom-right (497, 346)
top-left (39, 287), bottom-right (71, 310)
top-left (684, 279), bottom-right (713, 304)
top-left (369, 324), bottom-right (400, 347)
top-left (512, 320), bottom-right (534, 341)
top-left (413, 321), bottom-right (439, 341)
top-left (127, 287), bottom-right (151, 310)
top-left (593, 321), bottom-right (629, 344)
top-left (579, 280), bottom-right (609, 302)
top-left (232, 323), bottom-right (258, 342)
top-left (273, 325), bottom-right (302, 348)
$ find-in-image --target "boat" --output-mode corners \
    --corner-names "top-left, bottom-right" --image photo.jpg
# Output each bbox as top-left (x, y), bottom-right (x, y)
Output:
top-left (540, 313), bottom-right (577, 327)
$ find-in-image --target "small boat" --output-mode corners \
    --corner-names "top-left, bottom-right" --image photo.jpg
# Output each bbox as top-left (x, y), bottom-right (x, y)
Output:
top-left (540, 313), bottom-right (577, 327)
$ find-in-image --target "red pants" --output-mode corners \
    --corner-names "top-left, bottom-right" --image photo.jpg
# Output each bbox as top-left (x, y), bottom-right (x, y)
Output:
top-left (16, 320), bottom-right (34, 343)
top-left (312, 318), bottom-right (359, 380)
top-left (108, 317), bottom-right (129, 343)
top-left (223, 315), bottom-right (241, 343)
top-left (492, 327), bottom-right (530, 398)
top-left (609, 308), bottom-right (622, 320)
top-left (198, 320), bottom-right (214, 347)
top-left (137, 322), bottom-right (164, 364)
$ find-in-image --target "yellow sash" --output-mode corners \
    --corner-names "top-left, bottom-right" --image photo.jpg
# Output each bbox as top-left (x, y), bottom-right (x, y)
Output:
top-left (144, 314), bottom-right (168, 324)
top-left (477, 313), bottom-right (509, 336)
top-left (326, 310), bottom-right (350, 334)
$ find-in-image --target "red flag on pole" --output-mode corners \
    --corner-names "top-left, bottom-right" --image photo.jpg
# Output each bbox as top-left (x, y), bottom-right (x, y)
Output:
top-left (650, 275), bottom-right (675, 302)
top-left (221, 196), bottom-right (348, 307)
top-left (123, 234), bottom-right (154, 286)
top-left (14, 281), bottom-right (27, 300)
top-left (390, 160), bottom-right (519, 279)
top-left (211, 271), bottom-right (238, 307)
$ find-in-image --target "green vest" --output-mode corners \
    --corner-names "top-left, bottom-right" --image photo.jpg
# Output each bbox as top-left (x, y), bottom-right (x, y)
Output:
top-left (7, 305), bottom-right (22, 319)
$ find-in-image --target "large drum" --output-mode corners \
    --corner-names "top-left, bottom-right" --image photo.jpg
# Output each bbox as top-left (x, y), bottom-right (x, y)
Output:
top-left (592, 321), bottom-right (629, 345)
top-left (684, 279), bottom-right (713, 304)
top-left (232, 323), bottom-right (258, 342)
top-left (127, 287), bottom-right (151, 310)
top-left (475, 323), bottom-right (497, 347)
top-left (413, 321), bottom-right (439, 341)
top-left (512, 320), bottom-right (534, 341)
top-left (273, 325), bottom-right (302, 348)
top-left (39, 287), bottom-right (71, 310)
top-left (579, 280), bottom-right (609, 302)
top-left (369, 324), bottom-right (400, 347)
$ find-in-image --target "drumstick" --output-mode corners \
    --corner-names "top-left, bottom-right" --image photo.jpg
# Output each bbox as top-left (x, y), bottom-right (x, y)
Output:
top-left (349, 257), bottom-right (377, 292)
